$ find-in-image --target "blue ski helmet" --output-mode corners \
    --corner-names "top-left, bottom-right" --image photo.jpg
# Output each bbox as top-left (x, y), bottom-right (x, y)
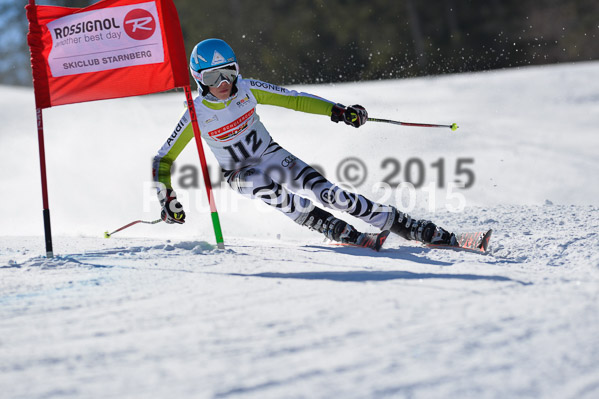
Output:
top-left (190, 38), bottom-right (236, 73)
top-left (190, 38), bottom-right (238, 95)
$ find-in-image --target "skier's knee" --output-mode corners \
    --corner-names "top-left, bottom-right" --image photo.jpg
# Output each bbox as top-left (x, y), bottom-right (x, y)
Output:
top-left (229, 167), bottom-right (278, 200)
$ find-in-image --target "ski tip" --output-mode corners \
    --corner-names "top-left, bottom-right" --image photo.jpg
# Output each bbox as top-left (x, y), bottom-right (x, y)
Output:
top-left (480, 229), bottom-right (493, 251)
top-left (104, 231), bottom-right (111, 239)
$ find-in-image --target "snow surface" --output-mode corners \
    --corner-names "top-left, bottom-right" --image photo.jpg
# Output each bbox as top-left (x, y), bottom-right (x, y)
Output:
top-left (1, 62), bottom-right (599, 398)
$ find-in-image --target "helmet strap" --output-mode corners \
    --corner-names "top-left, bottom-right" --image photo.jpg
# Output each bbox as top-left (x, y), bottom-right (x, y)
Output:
top-left (231, 76), bottom-right (239, 95)
top-left (199, 82), bottom-right (210, 96)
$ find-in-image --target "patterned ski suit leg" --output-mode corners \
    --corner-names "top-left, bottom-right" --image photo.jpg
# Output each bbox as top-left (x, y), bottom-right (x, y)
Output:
top-left (225, 141), bottom-right (394, 230)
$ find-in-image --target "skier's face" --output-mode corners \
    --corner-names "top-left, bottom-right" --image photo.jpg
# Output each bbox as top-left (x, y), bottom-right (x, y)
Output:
top-left (209, 80), bottom-right (233, 100)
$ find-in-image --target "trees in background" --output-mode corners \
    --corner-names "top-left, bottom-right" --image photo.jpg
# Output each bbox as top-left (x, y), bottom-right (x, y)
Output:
top-left (3, 0), bottom-right (597, 86)
top-left (1, 0), bottom-right (94, 85)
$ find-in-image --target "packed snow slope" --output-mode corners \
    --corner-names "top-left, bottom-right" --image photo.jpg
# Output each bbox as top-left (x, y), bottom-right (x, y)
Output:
top-left (0, 61), bottom-right (598, 239)
top-left (1, 62), bottom-right (599, 399)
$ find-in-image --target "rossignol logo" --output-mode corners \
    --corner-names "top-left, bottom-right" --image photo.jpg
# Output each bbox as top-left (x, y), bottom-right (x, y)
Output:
top-left (47, 2), bottom-right (164, 77)
top-left (53, 18), bottom-right (121, 39)
top-left (123, 9), bottom-right (156, 40)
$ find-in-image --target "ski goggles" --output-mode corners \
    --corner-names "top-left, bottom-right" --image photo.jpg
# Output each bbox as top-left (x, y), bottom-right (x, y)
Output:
top-left (193, 62), bottom-right (239, 87)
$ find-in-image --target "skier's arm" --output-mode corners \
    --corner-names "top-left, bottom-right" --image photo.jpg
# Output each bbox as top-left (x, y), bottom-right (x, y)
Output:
top-left (248, 79), bottom-right (367, 127)
top-left (152, 110), bottom-right (194, 190)
top-left (248, 80), bottom-right (334, 116)
top-left (152, 110), bottom-right (195, 223)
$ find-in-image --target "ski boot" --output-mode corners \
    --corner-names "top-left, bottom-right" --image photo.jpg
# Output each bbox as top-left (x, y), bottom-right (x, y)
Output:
top-left (388, 208), bottom-right (457, 246)
top-left (299, 207), bottom-right (389, 251)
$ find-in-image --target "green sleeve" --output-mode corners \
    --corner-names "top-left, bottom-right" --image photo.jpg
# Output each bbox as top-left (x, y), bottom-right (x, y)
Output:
top-left (152, 119), bottom-right (195, 190)
top-left (250, 87), bottom-right (334, 116)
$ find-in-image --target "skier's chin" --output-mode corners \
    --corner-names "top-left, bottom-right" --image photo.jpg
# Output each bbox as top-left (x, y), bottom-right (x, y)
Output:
top-left (212, 84), bottom-right (232, 100)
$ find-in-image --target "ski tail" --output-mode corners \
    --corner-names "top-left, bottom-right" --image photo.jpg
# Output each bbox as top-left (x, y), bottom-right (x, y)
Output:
top-left (428, 229), bottom-right (493, 253)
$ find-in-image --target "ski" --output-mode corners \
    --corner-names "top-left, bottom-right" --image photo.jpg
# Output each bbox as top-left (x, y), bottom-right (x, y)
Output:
top-left (427, 229), bottom-right (493, 253)
top-left (330, 230), bottom-right (391, 252)
top-left (356, 230), bottom-right (391, 251)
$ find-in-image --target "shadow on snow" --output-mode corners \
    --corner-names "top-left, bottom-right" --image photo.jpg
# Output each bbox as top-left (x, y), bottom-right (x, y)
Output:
top-left (228, 270), bottom-right (532, 285)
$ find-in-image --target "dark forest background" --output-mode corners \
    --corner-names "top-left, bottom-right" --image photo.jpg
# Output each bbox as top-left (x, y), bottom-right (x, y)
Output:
top-left (1, 0), bottom-right (598, 86)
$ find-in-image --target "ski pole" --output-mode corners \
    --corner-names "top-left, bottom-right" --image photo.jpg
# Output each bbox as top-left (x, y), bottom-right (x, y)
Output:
top-left (368, 117), bottom-right (459, 131)
top-left (104, 219), bottom-right (162, 238)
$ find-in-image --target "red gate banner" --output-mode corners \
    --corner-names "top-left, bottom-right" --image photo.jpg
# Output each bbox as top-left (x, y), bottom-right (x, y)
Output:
top-left (26, 0), bottom-right (189, 109)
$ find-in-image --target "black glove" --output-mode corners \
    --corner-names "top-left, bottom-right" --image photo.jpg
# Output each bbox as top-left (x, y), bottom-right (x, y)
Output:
top-left (159, 189), bottom-right (186, 224)
top-left (331, 103), bottom-right (368, 128)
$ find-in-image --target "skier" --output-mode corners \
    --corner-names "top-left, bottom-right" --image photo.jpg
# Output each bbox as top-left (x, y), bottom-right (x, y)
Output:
top-left (152, 38), bottom-right (457, 249)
